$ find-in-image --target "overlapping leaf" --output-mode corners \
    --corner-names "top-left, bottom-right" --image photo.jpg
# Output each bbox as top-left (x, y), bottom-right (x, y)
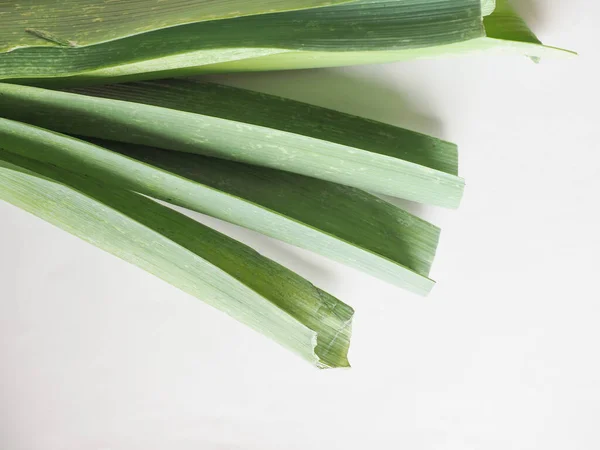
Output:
top-left (9, 116), bottom-right (444, 295)
top-left (481, 0), bottom-right (568, 59)
top-left (0, 0), bottom-right (349, 52)
top-left (202, 0), bottom-right (574, 73)
top-left (0, 0), bottom-right (572, 85)
top-left (0, 81), bottom-right (465, 208)
top-left (96, 139), bottom-right (441, 295)
top-left (0, 128), bottom-right (354, 368)
top-left (0, 0), bottom-right (484, 84)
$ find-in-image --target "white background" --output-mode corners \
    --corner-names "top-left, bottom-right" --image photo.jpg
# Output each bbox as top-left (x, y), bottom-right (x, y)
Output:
top-left (1, 0), bottom-right (599, 448)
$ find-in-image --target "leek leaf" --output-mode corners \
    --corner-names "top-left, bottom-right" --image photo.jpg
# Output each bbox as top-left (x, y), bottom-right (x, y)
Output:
top-left (74, 80), bottom-right (459, 176)
top-left (0, 148), bottom-right (354, 368)
top-left (103, 140), bottom-right (440, 295)
top-left (468, 0), bottom-right (574, 58)
top-left (0, 0), bottom-right (485, 84)
top-left (0, 117), bottom-right (439, 293)
top-left (200, 0), bottom-right (574, 72)
top-left (484, 0), bottom-right (540, 44)
top-left (0, 0), bottom-right (573, 85)
top-left (0, 81), bottom-right (464, 208)
top-left (0, 0), bottom-right (349, 52)
top-left (478, 0), bottom-right (572, 53)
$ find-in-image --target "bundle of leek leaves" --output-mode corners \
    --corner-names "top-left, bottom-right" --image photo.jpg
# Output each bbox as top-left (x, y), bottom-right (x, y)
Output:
top-left (0, 0), bottom-right (571, 368)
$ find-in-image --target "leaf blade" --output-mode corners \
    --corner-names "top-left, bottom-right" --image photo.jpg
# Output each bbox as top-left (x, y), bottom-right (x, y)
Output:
top-left (1, 0), bottom-right (572, 83)
top-left (0, 117), bottom-right (439, 294)
top-left (1, 0), bottom-right (351, 52)
top-left (0, 147), bottom-right (354, 368)
top-left (0, 0), bottom-right (484, 83)
top-left (0, 81), bottom-right (465, 208)
top-left (99, 138), bottom-right (440, 293)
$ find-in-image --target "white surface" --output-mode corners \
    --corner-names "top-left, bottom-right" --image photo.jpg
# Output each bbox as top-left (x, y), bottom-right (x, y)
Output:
top-left (1, 1), bottom-right (599, 448)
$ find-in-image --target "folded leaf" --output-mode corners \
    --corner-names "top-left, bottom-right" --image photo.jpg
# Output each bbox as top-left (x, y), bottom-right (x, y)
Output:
top-left (104, 140), bottom-right (440, 295)
top-left (0, 117), bottom-right (440, 293)
top-left (0, 0), bottom-right (485, 84)
top-left (0, 147), bottom-right (354, 368)
top-left (201, 0), bottom-right (574, 72)
top-left (0, 81), bottom-right (465, 208)
top-left (1, 0), bottom-right (573, 85)
top-left (484, 0), bottom-right (539, 43)
top-left (0, 0), bottom-right (349, 52)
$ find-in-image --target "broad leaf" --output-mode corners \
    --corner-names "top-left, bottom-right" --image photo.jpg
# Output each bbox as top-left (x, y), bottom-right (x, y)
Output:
top-left (0, 146), bottom-right (354, 368)
top-left (200, 0), bottom-right (573, 72)
top-left (1, 0), bottom-right (573, 85)
top-left (0, 0), bottom-right (484, 83)
top-left (1, 116), bottom-right (440, 294)
top-left (103, 140), bottom-right (440, 295)
top-left (0, 81), bottom-right (465, 208)
top-left (0, 0), bottom-right (349, 52)
top-left (484, 0), bottom-right (539, 43)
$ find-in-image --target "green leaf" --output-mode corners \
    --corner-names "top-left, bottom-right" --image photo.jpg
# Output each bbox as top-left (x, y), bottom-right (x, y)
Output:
top-left (0, 146), bottom-right (354, 369)
top-left (0, 115), bottom-right (440, 293)
top-left (452, 0), bottom-right (577, 62)
top-left (200, 0), bottom-right (574, 72)
top-left (1, 0), bottom-right (573, 85)
top-left (104, 140), bottom-right (440, 295)
top-left (0, 0), bottom-right (349, 52)
top-left (484, 0), bottom-right (539, 43)
top-left (0, 0), bottom-right (485, 84)
top-left (0, 81), bottom-right (465, 208)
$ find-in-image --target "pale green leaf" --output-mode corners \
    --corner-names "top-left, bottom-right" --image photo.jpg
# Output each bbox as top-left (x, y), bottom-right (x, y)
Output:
top-left (1, 115), bottom-right (440, 293)
top-left (484, 0), bottom-right (539, 43)
top-left (0, 146), bottom-right (354, 368)
top-left (0, 0), bottom-right (573, 85)
top-left (0, 0), bottom-right (485, 83)
top-left (0, 0), bottom-right (350, 52)
top-left (199, 0), bottom-right (574, 72)
top-left (103, 140), bottom-right (440, 295)
top-left (0, 81), bottom-right (464, 208)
